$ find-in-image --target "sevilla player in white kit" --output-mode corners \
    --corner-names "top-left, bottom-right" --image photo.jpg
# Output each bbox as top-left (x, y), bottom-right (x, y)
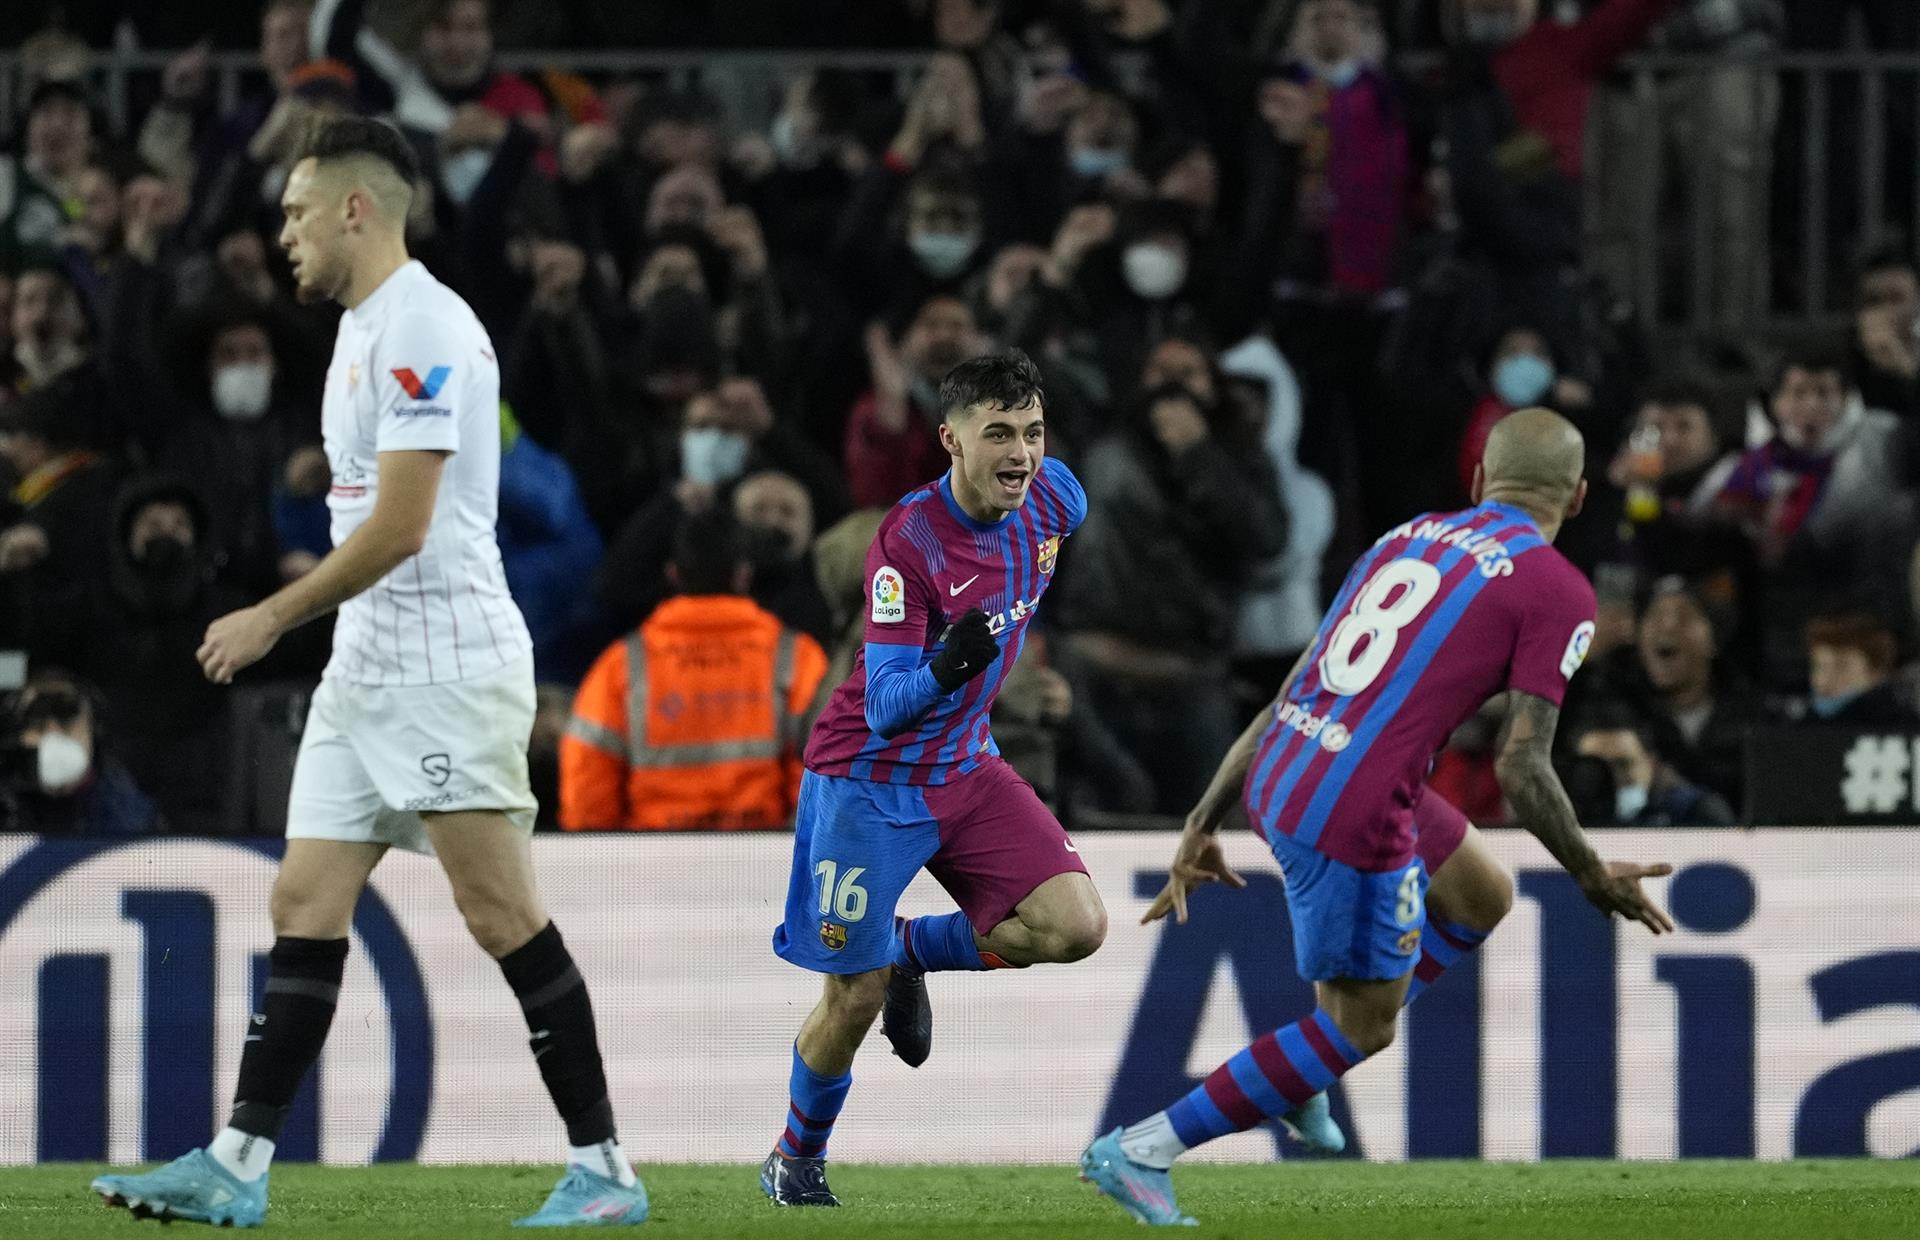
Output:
top-left (90, 118), bottom-right (647, 1229)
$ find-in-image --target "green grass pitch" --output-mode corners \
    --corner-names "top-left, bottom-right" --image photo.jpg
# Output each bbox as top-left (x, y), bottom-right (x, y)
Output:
top-left (3, 1160), bottom-right (1915, 1239)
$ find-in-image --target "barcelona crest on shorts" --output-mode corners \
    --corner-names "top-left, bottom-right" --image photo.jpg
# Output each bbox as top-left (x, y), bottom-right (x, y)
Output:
top-left (1396, 928), bottom-right (1421, 956)
top-left (1037, 536), bottom-right (1061, 575)
top-left (819, 921), bottom-right (848, 951)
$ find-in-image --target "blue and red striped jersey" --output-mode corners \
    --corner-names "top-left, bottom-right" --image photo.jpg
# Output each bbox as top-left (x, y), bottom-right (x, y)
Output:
top-left (804, 458), bottom-right (1086, 786)
top-left (1244, 501), bottom-right (1597, 871)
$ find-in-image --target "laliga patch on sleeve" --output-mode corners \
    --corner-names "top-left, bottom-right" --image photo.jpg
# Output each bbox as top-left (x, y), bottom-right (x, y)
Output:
top-left (871, 565), bottom-right (906, 623)
top-left (1559, 620), bottom-right (1596, 679)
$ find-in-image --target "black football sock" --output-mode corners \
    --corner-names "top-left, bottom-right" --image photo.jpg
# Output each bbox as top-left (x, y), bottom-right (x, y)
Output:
top-left (497, 921), bottom-right (618, 1147)
top-left (228, 936), bottom-right (348, 1140)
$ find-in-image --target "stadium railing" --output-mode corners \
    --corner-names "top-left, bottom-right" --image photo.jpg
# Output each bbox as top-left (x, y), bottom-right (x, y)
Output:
top-left (5, 48), bottom-right (1920, 328)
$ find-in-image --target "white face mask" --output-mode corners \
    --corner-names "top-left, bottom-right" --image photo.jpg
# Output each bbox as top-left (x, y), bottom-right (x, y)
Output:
top-left (441, 148), bottom-right (493, 206)
top-left (1122, 243), bottom-right (1187, 300)
top-left (1069, 147), bottom-right (1128, 180)
top-left (680, 427), bottom-right (750, 486)
top-left (212, 362), bottom-right (274, 421)
top-left (769, 112), bottom-right (821, 168)
top-left (37, 731), bottom-right (91, 793)
top-left (1320, 59), bottom-right (1362, 89)
top-left (910, 232), bottom-right (979, 279)
top-left (1462, 11), bottom-right (1525, 45)
top-left (1613, 782), bottom-right (1649, 823)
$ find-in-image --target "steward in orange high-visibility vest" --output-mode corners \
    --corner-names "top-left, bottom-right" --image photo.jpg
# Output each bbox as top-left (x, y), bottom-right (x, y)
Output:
top-left (561, 510), bottom-right (828, 830)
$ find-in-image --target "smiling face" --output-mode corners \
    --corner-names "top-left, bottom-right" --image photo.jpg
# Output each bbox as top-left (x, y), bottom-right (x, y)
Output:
top-left (941, 397), bottom-right (1045, 519)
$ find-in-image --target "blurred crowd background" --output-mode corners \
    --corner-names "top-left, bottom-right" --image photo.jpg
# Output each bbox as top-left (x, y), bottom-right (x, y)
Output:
top-left (3, 0), bottom-right (1920, 837)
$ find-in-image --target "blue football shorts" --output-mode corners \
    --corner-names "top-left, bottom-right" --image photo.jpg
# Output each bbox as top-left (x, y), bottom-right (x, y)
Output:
top-left (1269, 830), bottom-right (1429, 982)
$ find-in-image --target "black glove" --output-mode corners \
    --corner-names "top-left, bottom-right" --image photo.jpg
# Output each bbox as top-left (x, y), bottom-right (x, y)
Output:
top-left (928, 607), bottom-right (1001, 692)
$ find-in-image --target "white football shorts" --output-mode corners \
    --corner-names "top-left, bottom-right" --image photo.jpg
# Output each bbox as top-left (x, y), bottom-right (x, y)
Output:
top-left (285, 653), bottom-right (537, 854)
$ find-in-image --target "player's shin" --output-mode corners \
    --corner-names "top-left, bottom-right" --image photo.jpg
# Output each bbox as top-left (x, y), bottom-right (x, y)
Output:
top-left (497, 921), bottom-right (637, 1187)
top-left (1123, 1009), bottom-right (1367, 1168)
top-left (209, 935), bottom-right (350, 1182)
top-left (1403, 918), bottom-right (1490, 1006)
top-left (776, 1042), bottom-right (853, 1160)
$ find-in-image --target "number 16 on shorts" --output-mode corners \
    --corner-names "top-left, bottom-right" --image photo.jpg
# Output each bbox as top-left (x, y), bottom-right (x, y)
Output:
top-left (814, 860), bottom-right (868, 952)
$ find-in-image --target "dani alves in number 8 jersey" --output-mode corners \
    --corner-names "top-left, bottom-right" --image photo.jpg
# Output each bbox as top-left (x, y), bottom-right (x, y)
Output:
top-left (1245, 501), bottom-right (1597, 872)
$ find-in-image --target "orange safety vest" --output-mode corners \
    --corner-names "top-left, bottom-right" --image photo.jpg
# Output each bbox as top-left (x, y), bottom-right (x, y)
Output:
top-left (560, 595), bottom-right (828, 831)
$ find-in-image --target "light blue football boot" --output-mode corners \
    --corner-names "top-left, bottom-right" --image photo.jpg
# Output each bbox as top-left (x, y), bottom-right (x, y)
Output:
top-left (1079, 1128), bottom-right (1197, 1227)
top-left (513, 1165), bottom-right (649, 1227)
top-left (91, 1148), bottom-right (268, 1227)
top-left (1280, 1090), bottom-right (1347, 1153)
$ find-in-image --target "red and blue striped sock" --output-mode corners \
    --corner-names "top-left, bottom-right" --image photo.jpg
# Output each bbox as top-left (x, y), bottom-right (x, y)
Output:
top-left (893, 913), bottom-right (1005, 973)
top-left (1157, 1010), bottom-right (1366, 1154)
top-left (1404, 918), bottom-right (1489, 1006)
top-left (775, 1044), bottom-right (850, 1160)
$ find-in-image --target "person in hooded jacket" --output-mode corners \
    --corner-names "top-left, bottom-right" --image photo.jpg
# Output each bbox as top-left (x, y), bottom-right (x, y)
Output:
top-left (1056, 370), bottom-right (1289, 812)
top-left (1219, 334), bottom-right (1336, 706)
top-left (0, 474), bottom-right (325, 834)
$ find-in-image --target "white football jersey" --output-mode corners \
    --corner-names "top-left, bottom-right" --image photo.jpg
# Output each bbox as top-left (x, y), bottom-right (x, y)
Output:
top-left (320, 260), bottom-right (531, 686)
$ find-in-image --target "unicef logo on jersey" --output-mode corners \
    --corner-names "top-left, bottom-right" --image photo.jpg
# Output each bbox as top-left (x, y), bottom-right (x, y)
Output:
top-left (0, 839), bottom-right (432, 1163)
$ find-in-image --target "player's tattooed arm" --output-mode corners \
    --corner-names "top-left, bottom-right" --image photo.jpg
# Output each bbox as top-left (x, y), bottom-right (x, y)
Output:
top-left (1493, 690), bottom-right (1678, 934)
top-left (1492, 691), bottom-right (1604, 882)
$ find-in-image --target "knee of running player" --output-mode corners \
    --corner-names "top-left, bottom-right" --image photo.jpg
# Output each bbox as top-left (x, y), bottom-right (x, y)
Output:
top-left (1317, 980), bottom-right (1403, 1058)
top-left (1024, 889), bottom-right (1108, 964)
top-left (447, 877), bottom-right (550, 958)
top-left (1456, 867), bottom-right (1515, 934)
top-left (268, 872), bottom-right (355, 940)
top-left (1433, 861), bottom-right (1514, 937)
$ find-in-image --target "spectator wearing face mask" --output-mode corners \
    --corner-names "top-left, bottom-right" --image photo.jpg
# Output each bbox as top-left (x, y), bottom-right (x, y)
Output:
top-left (1712, 346), bottom-right (1914, 688)
top-left (735, 70), bottom-right (872, 264)
top-left (1572, 706), bottom-right (1738, 826)
top-left (732, 469), bottom-right (832, 645)
top-left (4, 671), bottom-right (161, 836)
top-left (1575, 576), bottom-right (1767, 809)
top-left (120, 301), bottom-right (326, 593)
top-left (845, 293), bottom-right (988, 508)
top-left (595, 381), bottom-right (843, 632)
top-left (1801, 613), bottom-right (1917, 726)
top-left (0, 476), bottom-right (320, 833)
top-left (1006, 198), bottom-right (1214, 398)
top-left (1057, 378), bottom-right (1289, 812)
top-left (1455, 322), bottom-right (1592, 497)
top-left (830, 55), bottom-right (996, 319)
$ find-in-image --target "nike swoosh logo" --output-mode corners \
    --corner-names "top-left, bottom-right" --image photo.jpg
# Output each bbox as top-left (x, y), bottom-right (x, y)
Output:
top-left (1065, 841), bottom-right (1079, 853)
top-left (949, 575), bottom-right (979, 596)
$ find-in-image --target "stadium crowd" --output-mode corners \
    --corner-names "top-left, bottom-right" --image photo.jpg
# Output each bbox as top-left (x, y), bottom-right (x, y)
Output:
top-left (2, 0), bottom-right (1919, 835)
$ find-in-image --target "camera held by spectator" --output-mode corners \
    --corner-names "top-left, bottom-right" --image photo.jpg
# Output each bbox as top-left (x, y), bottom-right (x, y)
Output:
top-left (1, 670), bottom-right (161, 835)
top-left (1572, 705), bottom-right (1737, 827)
